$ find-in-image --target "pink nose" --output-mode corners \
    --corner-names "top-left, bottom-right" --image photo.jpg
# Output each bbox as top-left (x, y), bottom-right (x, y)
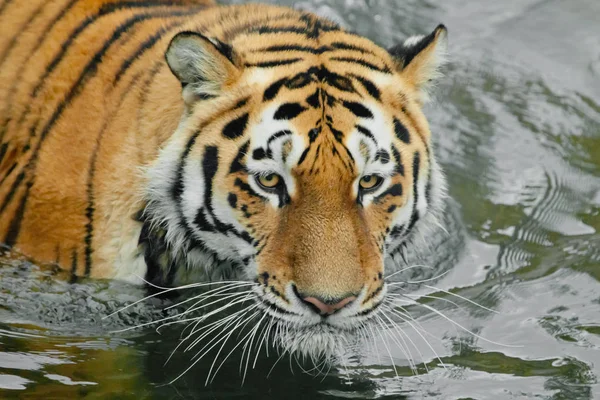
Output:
top-left (302, 295), bottom-right (357, 315)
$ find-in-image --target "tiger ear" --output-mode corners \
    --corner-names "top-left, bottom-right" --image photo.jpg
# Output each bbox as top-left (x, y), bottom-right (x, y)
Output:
top-left (166, 31), bottom-right (241, 104)
top-left (388, 24), bottom-right (448, 103)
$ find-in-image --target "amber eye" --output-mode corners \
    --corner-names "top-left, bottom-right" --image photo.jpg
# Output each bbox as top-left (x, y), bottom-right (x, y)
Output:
top-left (359, 175), bottom-right (384, 192)
top-left (256, 173), bottom-right (281, 190)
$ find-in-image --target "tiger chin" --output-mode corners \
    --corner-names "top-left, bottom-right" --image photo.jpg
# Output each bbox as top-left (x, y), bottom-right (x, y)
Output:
top-left (0, 1), bottom-right (448, 367)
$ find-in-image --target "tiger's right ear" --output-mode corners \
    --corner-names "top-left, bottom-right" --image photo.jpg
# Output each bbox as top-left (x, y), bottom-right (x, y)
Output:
top-left (166, 31), bottom-right (241, 104)
top-left (388, 25), bottom-right (448, 103)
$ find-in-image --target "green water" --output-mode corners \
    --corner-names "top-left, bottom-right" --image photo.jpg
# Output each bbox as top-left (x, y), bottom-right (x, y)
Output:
top-left (2, 0), bottom-right (600, 398)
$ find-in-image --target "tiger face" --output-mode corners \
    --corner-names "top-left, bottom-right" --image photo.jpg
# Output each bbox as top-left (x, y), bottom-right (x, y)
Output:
top-left (147, 15), bottom-right (448, 360)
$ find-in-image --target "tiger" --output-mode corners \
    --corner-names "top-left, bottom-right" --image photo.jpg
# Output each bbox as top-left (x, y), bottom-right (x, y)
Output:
top-left (0, 0), bottom-right (449, 362)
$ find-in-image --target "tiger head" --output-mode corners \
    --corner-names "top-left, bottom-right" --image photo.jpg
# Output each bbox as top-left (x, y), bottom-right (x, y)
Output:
top-left (146, 10), bottom-right (448, 361)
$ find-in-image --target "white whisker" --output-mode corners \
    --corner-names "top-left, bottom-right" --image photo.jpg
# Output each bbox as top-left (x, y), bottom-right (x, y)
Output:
top-left (402, 299), bottom-right (520, 348)
top-left (385, 265), bottom-right (435, 281)
top-left (422, 284), bottom-right (500, 314)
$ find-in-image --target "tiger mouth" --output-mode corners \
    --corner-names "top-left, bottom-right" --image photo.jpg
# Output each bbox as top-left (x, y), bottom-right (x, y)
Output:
top-left (254, 283), bottom-right (386, 333)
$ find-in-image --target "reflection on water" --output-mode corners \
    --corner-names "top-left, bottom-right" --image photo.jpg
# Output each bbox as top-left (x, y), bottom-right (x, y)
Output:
top-left (2, 0), bottom-right (600, 398)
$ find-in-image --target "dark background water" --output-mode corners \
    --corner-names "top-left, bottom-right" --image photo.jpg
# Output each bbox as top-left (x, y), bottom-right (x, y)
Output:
top-left (1, 0), bottom-right (600, 398)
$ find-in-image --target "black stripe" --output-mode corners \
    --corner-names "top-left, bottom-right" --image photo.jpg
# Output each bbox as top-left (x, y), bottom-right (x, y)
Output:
top-left (297, 147), bottom-right (310, 166)
top-left (234, 177), bottom-right (265, 200)
top-left (342, 101), bottom-right (373, 118)
top-left (328, 124), bottom-right (355, 164)
top-left (350, 74), bottom-right (381, 100)
top-left (113, 21), bottom-right (181, 84)
top-left (306, 89), bottom-right (320, 108)
top-left (375, 149), bottom-right (390, 164)
top-left (200, 146), bottom-right (219, 223)
top-left (314, 67), bottom-right (355, 92)
top-left (263, 77), bottom-right (287, 101)
top-left (267, 130), bottom-right (293, 146)
top-left (273, 103), bottom-right (307, 120)
top-left (374, 183), bottom-right (403, 204)
top-left (227, 193), bottom-right (238, 208)
top-left (245, 58), bottom-right (302, 68)
top-left (6, 9), bottom-right (199, 244)
top-left (391, 145), bottom-right (404, 176)
top-left (356, 125), bottom-right (376, 143)
top-left (0, 142), bottom-right (7, 164)
top-left (0, 0), bottom-right (79, 141)
top-left (222, 113), bottom-right (249, 139)
top-left (406, 152), bottom-right (420, 232)
top-left (194, 147), bottom-right (254, 244)
top-left (3, 180), bottom-right (32, 246)
top-left (252, 148), bottom-right (267, 160)
top-left (233, 97), bottom-right (250, 109)
top-left (394, 118), bottom-right (410, 143)
top-left (330, 42), bottom-right (376, 56)
top-left (251, 26), bottom-right (312, 36)
top-left (257, 44), bottom-right (333, 54)
top-left (211, 38), bottom-right (237, 65)
top-left (390, 225), bottom-right (405, 239)
top-left (221, 12), bottom-right (298, 42)
top-left (69, 249), bottom-right (78, 283)
top-left (83, 70), bottom-right (146, 277)
top-left (229, 140), bottom-right (249, 173)
top-left (0, 1), bottom-right (47, 65)
top-left (330, 56), bottom-right (390, 73)
top-left (0, 0), bottom-right (13, 16)
top-left (0, 171), bottom-right (24, 213)
top-left (0, 163), bottom-right (17, 185)
top-left (135, 62), bottom-right (164, 160)
top-left (172, 132), bottom-right (198, 202)
top-left (31, 1), bottom-right (194, 99)
top-left (285, 71), bottom-right (314, 89)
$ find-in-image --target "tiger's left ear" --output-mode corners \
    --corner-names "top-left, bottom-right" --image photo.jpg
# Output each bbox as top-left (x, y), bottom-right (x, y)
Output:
top-left (388, 25), bottom-right (448, 103)
top-left (166, 31), bottom-right (242, 105)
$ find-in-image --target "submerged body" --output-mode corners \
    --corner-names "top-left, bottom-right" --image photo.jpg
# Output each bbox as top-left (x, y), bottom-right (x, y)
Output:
top-left (0, 0), bottom-right (448, 362)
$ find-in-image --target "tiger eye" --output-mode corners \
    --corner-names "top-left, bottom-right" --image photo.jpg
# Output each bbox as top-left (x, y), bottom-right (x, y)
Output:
top-left (359, 175), bottom-right (383, 191)
top-left (257, 173), bottom-right (280, 188)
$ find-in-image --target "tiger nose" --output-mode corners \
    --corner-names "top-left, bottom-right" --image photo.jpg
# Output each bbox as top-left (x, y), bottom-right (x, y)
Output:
top-left (301, 295), bottom-right (357, 315)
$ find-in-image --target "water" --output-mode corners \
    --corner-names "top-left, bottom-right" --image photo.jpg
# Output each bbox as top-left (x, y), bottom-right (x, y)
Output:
top-left (1, 0), bottom-right (600, 398)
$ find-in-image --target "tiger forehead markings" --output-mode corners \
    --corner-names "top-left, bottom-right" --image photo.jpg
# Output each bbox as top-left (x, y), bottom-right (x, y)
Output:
top-left (0, 0), bottom-right (448, 364)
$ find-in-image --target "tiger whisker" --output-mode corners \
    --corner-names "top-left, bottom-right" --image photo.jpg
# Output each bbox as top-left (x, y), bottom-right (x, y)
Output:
top-left (239, 311), bottom-right (269, 384)
top-left (169, 290), bottom-right (255, 322)
top-left (382, 303), bottom-right (448, 371)
top-left (385, 264), bottom-right (435, 281)
top-left (266, 342), bottom-right (288, 379)
top-left (167, 312), bottom-right (249, 385)
top-left (205, 310), bottom-right (261, 385)
top-left (422, 284), bottom-right (500, 314)
top-left (379, 309), bottom-right (422, 373)
top-left (187, 306), bottom-right (259, 356)
top-left (365, 322), bottom-right (383, 367)
top-left (376, 313), bottom-right (417, 373)
top-left (373, 316), bottom-right (400, 377)
top-left (384, 295), bottom-right (457, 344)
top-left (110, 291), bottom-right (253, 334)
top-left (394, 293), bottom-right (466, 313)
top-left (165, 304), bottom-right (256, 365)
top-left (163, 283), bottom-right (256, 311)
top-left (394, 296), bottom-right (520, 348)
top-left (253, 317), bottom-right (276, 369)
top-left (103, 279), bottom-right (255, 320)
top-left (386, 269), bottom-right (451, 286)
